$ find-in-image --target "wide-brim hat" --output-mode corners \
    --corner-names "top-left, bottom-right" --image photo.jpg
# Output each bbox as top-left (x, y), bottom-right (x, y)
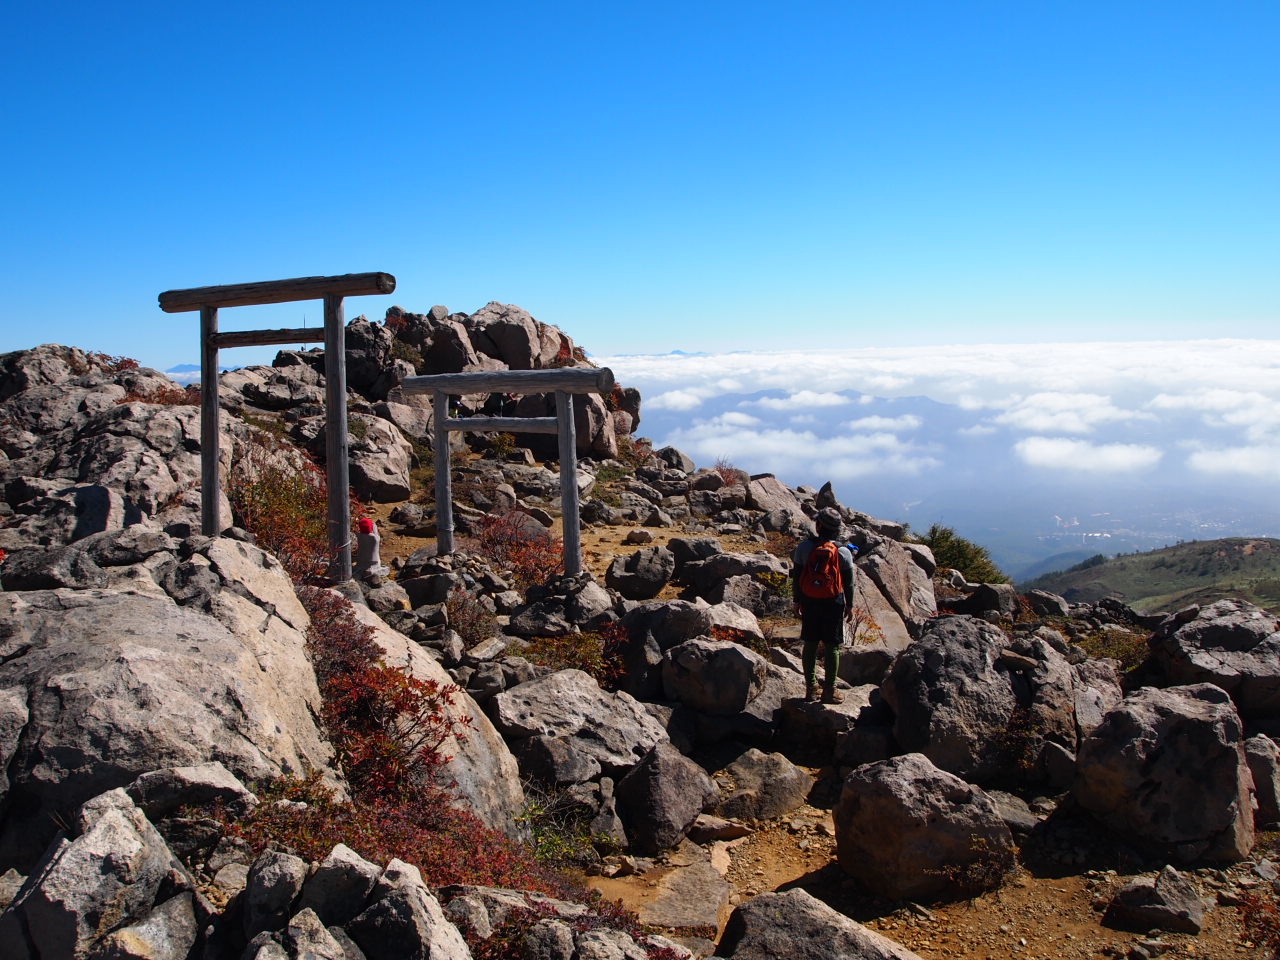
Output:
top-left (814, 507), bottom-right (843, 536)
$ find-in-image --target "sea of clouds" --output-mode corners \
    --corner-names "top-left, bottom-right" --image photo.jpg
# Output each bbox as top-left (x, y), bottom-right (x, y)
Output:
top-left (597, 339), bottom-right (1280, 572)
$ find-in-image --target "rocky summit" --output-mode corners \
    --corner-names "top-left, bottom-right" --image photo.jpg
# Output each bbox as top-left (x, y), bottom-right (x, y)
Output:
top-left (1, 308), bottom-right (1279, 959)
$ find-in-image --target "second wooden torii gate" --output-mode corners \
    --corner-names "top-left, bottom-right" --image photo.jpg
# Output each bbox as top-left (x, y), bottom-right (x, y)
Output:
top-left (400, 367), bottom-right (615, 576)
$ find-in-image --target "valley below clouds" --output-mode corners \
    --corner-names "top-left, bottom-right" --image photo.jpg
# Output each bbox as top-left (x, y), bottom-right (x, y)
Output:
top-left (600, 339), bottom-right (1280, 576)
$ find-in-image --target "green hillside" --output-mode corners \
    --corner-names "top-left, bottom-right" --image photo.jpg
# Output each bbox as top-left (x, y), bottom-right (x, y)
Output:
top-left (1020, 538), bottom-right (1280, 615)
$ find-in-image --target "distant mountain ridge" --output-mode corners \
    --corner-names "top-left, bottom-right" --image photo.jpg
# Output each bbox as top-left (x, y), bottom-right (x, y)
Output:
top-left (1021, 537), bottom-right (1280, 614)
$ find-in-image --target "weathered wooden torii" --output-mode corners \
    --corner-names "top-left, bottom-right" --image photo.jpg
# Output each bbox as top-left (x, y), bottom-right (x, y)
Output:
top-left (158, 272), bottom-right (396, 581)
top-left (399, 367), bottom-right (614, 576)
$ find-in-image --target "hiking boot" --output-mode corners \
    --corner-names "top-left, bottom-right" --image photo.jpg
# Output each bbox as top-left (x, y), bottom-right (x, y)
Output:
top-left (822, 689), bottom-right (844, 705)
top-left (805, 685), bottom-right (819, 702)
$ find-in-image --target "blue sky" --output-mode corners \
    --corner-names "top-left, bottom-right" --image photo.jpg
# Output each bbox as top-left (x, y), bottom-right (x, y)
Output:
top-left (2, 1), bottom-right (1277, 369)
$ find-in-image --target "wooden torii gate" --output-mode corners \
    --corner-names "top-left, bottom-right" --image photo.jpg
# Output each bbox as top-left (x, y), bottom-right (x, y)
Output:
top-left (400, 367), bottom-right (614, 576)
top-left (158, 272), bottom-right (396, 582)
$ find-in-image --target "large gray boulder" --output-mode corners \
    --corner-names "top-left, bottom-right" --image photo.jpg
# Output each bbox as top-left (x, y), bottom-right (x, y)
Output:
top-left (1247, 734), bottom-right (1280, 828)
top-left (1073, 683), bottom-right (1255, 863)
top-left (243, 850), bottom-right (309, 939)
top-left (307, 414), bottom-right (413, 503)
top-left (1072, 657), bottom-right (1124, 740)
top-left (853, 569), bottom-right (913, 652)
top-left (0, 540), bottom-right (340, 867)
top-left (342, 316), bottom-right (395, 397)
top-left (878, 616), bottom-right (1019, 782)
top-left (744, 475), bottom-right (808, 525)
top-left (1147, 600), bottom-right (1280, 719)
top-left (422, 317), bottom-right (481, 374)
top-left (615, 742), bottom-right (718, 855)
top-left (347, 864), bottom-right (472, 960)
top-left (718, 888), bottom-right (923, 960)
top-left (620, 600), bottom-right (736, 700)
top-left (662, 638), bottom-right (768, 716)
top-left (464, 302), bottom-right (542, 370)
top-left (714, 748), bottom-right (813, 821)
top-left (91, 891), bottom-right (200, 960)
top-left (0, 789), bottom-right (191, 959)
top-left (605, 545), bottom-right (676, 601)
top-left (833, 753), bottom-right (1015, 902)
top-left (347, 414), bottom-right (414, 502)
top-left (860, 538), bottom-right (938, 626)
top-left (490, 669), bottom-right (668, 776)
top-left (680, 551), bottom-right (788, 599)
top-left (1103, 865), bottom-right (1206, 935)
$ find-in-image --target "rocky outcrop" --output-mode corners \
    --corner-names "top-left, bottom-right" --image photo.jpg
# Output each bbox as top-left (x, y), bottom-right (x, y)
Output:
top-left (0, 536), bottom-right (340, 868)
top-left (879, 616), bottom-right (1019, 782)
top-left (1073, 683), bottom-right (1255, 863)
top-left (662, 638), bottom-right (769, 716)
top-left (833, 753), bottom-right (1015, 901)
top-left (718, 888), bottom-right (923, 959)
top-left (605, 544), bottom-right (676, 600)
top-left (713, 748), bottom-right (812, 821)
top-left (0, 789), bottom-right (196, 959)
top-left (490, 669), bottom-right (668, 776)
top-left (1147, 599), bottom-right (1280, 719)
top-left (615, 742), bottom-right (717, 855)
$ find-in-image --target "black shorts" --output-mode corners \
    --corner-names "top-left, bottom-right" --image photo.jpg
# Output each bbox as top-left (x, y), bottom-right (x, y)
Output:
top-left (799, 600), bottom-right (844, 645)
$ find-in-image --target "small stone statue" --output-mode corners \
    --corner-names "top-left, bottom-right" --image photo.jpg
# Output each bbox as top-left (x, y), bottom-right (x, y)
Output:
top-left (355, 517), bottom-right (388, 581)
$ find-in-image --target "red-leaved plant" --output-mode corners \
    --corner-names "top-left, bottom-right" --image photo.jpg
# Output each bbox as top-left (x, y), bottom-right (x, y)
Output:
top-left (299, 586), bottom-right (471, 802)
top-left (116, 384), bottom-right (199, 406)
top-left (472, 510), bottom-right (564, 591)
top-left (226, 429), bottom-right (363, 583)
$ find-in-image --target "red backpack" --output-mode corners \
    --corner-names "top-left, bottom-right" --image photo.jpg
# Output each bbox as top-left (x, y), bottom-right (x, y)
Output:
top-left (799, 541), bottom-right (843, 600)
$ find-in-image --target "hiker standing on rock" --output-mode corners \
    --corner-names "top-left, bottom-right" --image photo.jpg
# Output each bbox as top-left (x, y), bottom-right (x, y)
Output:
top-left (792, 507), bottom-right (855, 704)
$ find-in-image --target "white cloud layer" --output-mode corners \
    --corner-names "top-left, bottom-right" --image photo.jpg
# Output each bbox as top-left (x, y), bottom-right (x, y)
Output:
top-left (992, 392), bottom-right (1152, 434)
top-left (1187, 445), bottom-right (1280, 478)
top-left (1014, 436), bottom-right (1164, 472)
top-left (664, 416), bottom-right (940, 480)
top-left (605, 339), bottom-right (1280, 407)
top-left (845, 414), bottom-right (922, 432)
top-left (602, 340), bottom-right (1280, 480)
top-left (743, 390), bottom-right (851, 411)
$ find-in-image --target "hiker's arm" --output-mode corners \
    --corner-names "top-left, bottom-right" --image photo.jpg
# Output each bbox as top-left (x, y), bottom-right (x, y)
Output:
top-left (841, 549), bottom-right (855, 619)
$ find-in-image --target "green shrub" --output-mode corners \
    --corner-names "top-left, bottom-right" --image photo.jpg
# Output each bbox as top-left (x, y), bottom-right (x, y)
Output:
top-left (920, 523), bottom-right (1008, 584)
top-left (518, 779), bottom-right (618, 868)
top-left (1075, 626), bottom-right (1149, 671)
top-left (594, 463), bottom-right (631, 484)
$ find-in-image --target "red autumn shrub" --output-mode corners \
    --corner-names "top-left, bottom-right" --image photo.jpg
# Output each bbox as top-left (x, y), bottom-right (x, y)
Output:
top-left (89, 352), bottom-right (140, 373)
top-left (117, 384), bottom-right (199, 406)
top-left (298, 586), bottom-right (471, 802)
top-left (1240, 892), bottom-right (1280, 958)
top-left (227, 431), bottom-right (345, 583)
top-left (709, 623), bottom-right (768, 657)
top-left (217, 775), bottom-right (566, 894)
top-left (324, 665), bottom-right (468, 801)
top-left (473, 511), bottom-right (563, 591)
